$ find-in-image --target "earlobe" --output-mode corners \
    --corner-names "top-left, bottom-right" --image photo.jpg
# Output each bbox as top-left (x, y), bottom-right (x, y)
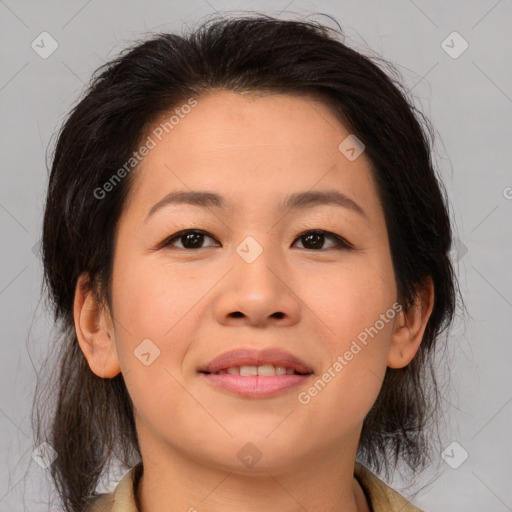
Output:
top-left (73, 273), bottom-right (121, 378)
top-left (387, 277), bottom-right (435, 369)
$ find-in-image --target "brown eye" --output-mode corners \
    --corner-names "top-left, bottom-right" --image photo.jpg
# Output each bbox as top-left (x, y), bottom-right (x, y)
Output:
top-left (160, 229), bottom-right (352, 251)
top-left (162, 230), bottom-right (219, 249)
top-left (293, 230), bottom-right (352, 250)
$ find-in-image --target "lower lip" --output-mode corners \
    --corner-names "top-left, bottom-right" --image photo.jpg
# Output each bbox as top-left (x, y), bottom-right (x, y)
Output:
top-left (200, 373), bottom-right (312, 398)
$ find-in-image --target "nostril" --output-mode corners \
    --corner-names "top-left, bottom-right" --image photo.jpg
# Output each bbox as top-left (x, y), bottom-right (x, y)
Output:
top-left (272, 312), bottom-right (284, 319)
top-left (230, 311), bottom-right (244, 318)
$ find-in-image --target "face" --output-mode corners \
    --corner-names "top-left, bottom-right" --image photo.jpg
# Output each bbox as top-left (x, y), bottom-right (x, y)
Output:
top-left (91, 90), bottom-right (405, 473)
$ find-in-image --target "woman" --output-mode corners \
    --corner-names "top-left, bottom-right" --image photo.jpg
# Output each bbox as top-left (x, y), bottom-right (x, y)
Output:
top-left (34, 13), bottom-right (457, 512)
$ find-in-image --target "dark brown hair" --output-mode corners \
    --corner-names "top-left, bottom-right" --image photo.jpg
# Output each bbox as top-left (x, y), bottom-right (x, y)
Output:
top-left (33, 13), bottom-right (457, 512)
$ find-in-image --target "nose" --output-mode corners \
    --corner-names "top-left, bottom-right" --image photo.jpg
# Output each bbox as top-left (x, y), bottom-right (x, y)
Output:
top-left (213, 243), bottom-right (301, 328)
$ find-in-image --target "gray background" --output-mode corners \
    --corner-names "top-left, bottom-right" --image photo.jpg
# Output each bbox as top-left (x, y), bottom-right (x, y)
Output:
top-left (1, 0), bottom-right (511, 510)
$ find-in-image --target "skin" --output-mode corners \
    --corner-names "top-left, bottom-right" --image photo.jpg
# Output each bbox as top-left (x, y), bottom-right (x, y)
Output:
top-left (75, 90), bottom-right (434, 512)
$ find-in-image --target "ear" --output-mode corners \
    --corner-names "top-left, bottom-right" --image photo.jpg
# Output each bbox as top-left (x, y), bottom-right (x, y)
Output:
top-left (74, 273), bottom-right (121, 378)
top-left (387, 277), bottom-right (434, 369)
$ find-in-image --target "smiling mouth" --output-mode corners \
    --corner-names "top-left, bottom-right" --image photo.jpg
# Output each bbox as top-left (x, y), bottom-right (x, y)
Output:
top-left (200, 367), bottom-right (313, 398)
top-left (202, 364), bottom-right (311, 376)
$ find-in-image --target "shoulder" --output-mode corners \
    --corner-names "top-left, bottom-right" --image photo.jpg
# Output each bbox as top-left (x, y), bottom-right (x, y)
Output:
top-left (354, 462), bottom-right (424, 512)
top-left (86, 463), bottom-right (143, 512)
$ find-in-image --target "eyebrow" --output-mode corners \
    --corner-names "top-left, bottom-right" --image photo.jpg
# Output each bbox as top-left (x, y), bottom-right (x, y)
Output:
top-left (145, 189), bottom-right (366, 222)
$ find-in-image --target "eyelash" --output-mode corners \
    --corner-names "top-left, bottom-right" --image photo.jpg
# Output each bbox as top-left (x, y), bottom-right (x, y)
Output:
top-left (159, 229), bottom-right (353, 251)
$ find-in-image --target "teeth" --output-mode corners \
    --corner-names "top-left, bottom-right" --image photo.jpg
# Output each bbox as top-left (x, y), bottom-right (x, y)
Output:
top-left (212, 365), bottom-right (302, 376)
top-left (257, 364), bottom-right (276, 376)
top-left (240, 365), bottom-right (257, 376)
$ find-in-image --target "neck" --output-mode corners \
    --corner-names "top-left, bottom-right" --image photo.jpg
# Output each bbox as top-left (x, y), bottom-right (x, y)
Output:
top-left (134, 439), bottom-right (369, 512)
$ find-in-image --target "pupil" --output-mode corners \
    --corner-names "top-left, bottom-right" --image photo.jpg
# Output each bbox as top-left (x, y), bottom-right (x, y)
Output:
top-left (183, 232), bottom-right (203, 248)
top-left (304, 232), bottom-right (323, 249)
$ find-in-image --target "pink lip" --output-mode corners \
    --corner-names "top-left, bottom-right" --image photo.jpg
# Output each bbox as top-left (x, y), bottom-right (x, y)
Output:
top-left (198, 348), bottom-right (313, 374)
top-left (201, 373), bottom-right (312, 398)
top-left (198, 348), bottom-right (314, 399)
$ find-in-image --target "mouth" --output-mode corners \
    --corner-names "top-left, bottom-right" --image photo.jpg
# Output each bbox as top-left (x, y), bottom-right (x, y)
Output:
top-left (198, 348), bottom-right (314, 398)
top-left (202, 364), bottom-right (309, 376)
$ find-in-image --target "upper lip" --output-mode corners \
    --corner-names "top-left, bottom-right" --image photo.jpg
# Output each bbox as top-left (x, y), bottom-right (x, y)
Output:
top-left (199, 348), bottom-right (314, 374)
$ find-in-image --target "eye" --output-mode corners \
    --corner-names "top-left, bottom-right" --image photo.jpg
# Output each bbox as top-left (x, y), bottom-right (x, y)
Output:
top-left (161, 229), bottom-right (220, 249)
top-left (293, 230), bottom-right (352, 250)
top-left (159, 228), bottom-right (352, 251)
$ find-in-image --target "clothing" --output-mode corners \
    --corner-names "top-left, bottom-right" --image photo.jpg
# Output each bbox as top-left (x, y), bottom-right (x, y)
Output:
top-left (88, 461), bottom-right (423, 511)
top-left (354, 463), bottom-right (423, 511)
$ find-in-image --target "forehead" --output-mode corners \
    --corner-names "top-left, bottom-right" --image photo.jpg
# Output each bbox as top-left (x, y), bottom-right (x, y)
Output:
top-left (151, 89), bottom-right (349, 154)
top-left (124, 90), bottom-right (379, 220)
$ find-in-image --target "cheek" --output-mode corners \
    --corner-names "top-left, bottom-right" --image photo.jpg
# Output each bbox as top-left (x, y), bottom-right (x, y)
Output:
top-left (109, 257), bottom-right (201, 437)
top-left (111, 252), bottom-right (200, 341)
top-left (109, 253), bottom-right (198, 406)
top-left (297, 260), bottom-right (396, 424)
top-left (296, 308), bottom-right (396, 441)
top-left (310, 256), bottom-right (396, 346)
